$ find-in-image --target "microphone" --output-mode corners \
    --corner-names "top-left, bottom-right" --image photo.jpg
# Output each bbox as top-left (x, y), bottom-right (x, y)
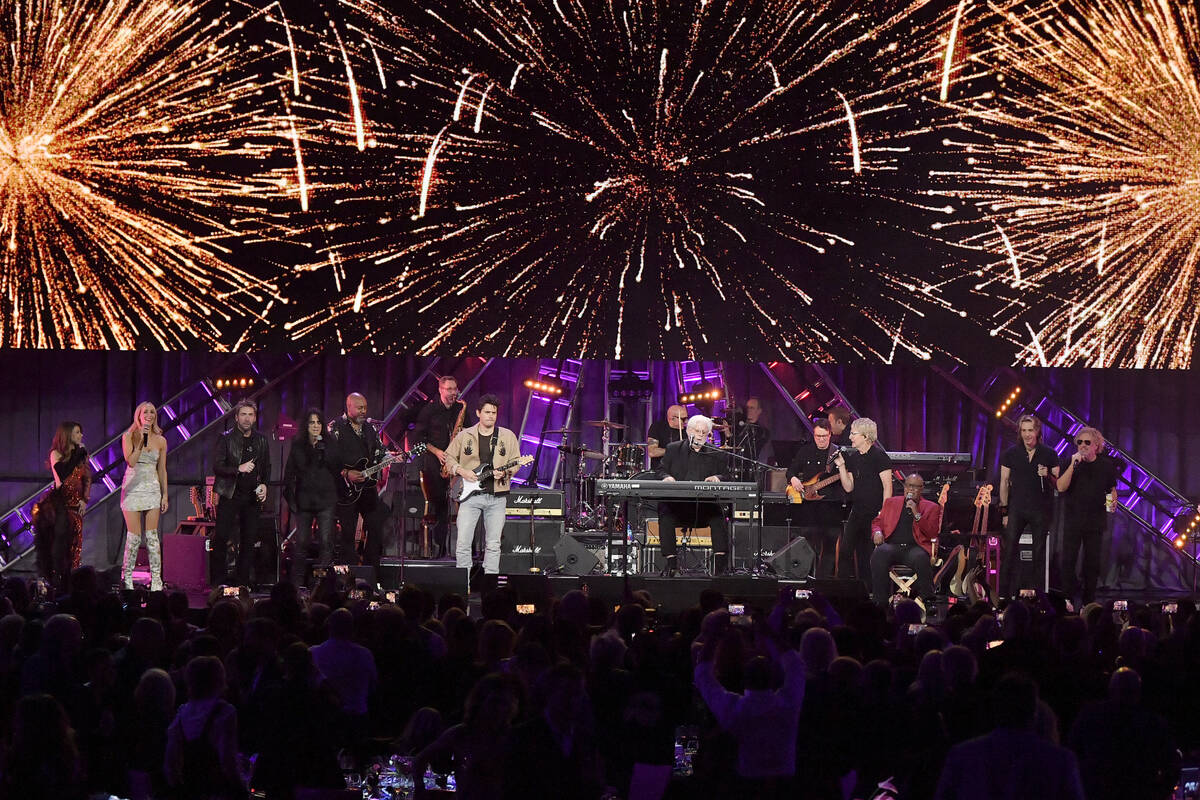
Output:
top-left (142, 432), bottom-right (149, 448)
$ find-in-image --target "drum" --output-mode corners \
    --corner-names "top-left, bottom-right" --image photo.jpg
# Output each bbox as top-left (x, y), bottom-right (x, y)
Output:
top-left (606, 444), bottom-right (646, 477)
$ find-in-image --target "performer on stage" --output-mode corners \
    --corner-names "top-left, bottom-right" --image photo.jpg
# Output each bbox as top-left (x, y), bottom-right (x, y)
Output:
top-left (785, 419), bottom-right (844, 577)
top-left (1056, 426), bottom-right (1118, 605)
top-left (869, 475), bottom-right (942, 607)
top-left (34, 421), bottom-right (91, 591)
top-left (329, 393), bottom-right (389, 572)
top-left (728, 396), bottom-right (770, 479)
top-left (413, 376), bottom-right (465, 558)
top-left (827, 408), bottom-right (852, 448)
top-left (121, 402), bottom-right (169, 591)
top-left (655, 415), bottom-right (730, 577)
top-left (211, 399), bottom-right (270, 586)
top-left (998, 415), bottom-right (1060, 597)
top-left (833, 418), bottom-right (892, 583)
top-left (284, 409), bottom-right (339, 587)
top-left (444, 394), bottom-right (521, 575)
top-left (647, 404), bottom-right (688, 470)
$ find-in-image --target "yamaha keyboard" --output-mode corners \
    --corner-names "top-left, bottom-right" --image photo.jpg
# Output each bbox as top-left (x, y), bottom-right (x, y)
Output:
top-left (596, 479), bottom-right (758, 501)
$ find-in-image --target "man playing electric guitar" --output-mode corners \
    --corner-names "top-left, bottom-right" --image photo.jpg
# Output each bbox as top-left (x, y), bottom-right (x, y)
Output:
top-left (785, 419), bottom-right (845, 577)
top-left (329, 393), bottom-right (390, 572)
top-left (443, 394), bottom-right (522, 575)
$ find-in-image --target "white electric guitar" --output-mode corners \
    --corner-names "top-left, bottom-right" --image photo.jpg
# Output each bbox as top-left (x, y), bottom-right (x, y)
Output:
top-left (455, 455), bottom-right (534, 502)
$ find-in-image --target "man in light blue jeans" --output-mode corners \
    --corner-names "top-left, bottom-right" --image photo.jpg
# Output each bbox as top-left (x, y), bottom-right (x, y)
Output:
top-left (455, 493), bottom-right (507, 573)
top-left (443, 393), bottom-right (522, 575)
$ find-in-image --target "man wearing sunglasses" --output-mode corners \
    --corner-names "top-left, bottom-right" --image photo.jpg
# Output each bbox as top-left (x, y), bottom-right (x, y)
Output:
top-left (1056, 426), bottom-right (1118, 604)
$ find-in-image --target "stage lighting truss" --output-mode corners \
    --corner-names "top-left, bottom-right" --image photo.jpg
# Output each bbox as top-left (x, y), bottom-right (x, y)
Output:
top-left (995, 386), bottom-right (1022, 418)
top-left (524, 378), bottom-right (565, 396)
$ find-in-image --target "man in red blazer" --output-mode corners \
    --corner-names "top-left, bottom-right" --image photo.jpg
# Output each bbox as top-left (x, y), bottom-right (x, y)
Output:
top-left (869, 474), bottom-right (942, 606)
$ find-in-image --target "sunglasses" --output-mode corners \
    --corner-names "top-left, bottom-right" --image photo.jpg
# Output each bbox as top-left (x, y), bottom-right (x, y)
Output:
top-left (1075, 439), bottom-right (1093, 446)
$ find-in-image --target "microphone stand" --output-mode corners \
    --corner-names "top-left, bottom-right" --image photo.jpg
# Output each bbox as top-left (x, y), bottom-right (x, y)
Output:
top-left (697, 443), bottom-right (778, 578)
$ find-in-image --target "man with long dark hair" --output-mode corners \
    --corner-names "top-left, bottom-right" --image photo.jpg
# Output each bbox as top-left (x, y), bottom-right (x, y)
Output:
top-left (211, 399), bottom-right (271, 587)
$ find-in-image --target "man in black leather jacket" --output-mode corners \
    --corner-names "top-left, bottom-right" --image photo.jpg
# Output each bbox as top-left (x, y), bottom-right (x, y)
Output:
top-left (211, 399), bottom-right (272, 585)
top-left (328, 393), bottom-right (389, 572)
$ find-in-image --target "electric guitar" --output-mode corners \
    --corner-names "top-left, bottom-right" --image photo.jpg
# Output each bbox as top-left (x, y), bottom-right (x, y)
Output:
top-left (961, 484), bottom-right (994, 603)
top-left (339, 443), bottom-right (427, 506)
top-left (785, 472), bottom-right (844, 503)
top-left (454, 455), bottom-right (534, 503)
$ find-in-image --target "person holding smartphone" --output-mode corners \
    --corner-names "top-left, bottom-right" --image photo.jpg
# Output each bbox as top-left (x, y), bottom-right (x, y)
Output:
top-left (1056, 426), bottom-right (1119, 605)
top-left (284, 408), bottom-right (340, 587)
top-left (211, 399), bottom-right (271, 587)
top-left (121, 402), bottom-right (169, 591)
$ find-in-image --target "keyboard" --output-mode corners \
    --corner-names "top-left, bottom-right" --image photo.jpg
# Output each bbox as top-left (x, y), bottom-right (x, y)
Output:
top-left (596, 479), bottom-right (758, 501)
top-left (886, 451), bottom-right (972, 465)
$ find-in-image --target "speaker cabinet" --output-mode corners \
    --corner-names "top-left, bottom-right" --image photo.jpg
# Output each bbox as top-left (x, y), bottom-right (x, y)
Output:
top-left (553, 535), bottom-right (602, 576)
top-left (501, 519), bottom-right (563, 554)
top-left (769, 537), bottom-right (817, 579)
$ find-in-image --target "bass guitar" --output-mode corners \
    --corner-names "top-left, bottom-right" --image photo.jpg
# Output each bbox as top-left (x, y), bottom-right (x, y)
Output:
top-left (454, 455), bottom-right (534, 503)
top-left (784, 472), bottom-right (844, 503)
top-left (339, 443), bottom-right (427, 506)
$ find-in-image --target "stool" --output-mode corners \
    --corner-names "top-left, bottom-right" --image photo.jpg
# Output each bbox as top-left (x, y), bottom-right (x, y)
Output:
top-left (889, 565), bottom-right (919, 596)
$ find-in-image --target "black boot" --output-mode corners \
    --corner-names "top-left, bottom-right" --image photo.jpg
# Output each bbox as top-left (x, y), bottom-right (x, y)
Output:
top-left (662, 555), bottom-right (677, 578)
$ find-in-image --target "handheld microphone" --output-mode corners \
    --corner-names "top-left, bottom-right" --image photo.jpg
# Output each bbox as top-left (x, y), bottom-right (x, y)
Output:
top-left (142, 432), bottom-right (149, 448)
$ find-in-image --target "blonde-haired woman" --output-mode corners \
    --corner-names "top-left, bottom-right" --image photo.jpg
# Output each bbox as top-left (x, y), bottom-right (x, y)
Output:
top-left (121, 401), bottom-right (168, 590)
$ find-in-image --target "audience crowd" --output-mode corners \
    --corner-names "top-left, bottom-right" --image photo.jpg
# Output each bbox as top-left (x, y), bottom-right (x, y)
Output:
top-left (0, 565), bottom-right (1192, 800)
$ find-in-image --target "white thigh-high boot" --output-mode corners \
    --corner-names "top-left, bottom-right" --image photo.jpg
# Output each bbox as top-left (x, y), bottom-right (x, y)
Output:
top-left (145, 529), bottom-right (163, 591)
top-left (122, 530), bottom-right (143, 589)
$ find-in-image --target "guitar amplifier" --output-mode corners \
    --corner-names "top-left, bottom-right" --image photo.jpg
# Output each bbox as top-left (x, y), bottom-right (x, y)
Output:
top-left (505, 488), bottom-right (564, 518)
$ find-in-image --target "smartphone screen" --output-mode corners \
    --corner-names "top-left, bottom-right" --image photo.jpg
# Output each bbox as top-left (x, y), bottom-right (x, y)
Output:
top-left (1019, 589), bottom-right (1036, 599)
top-left (222, 586), bottom-right (239, 597)
top-left (727, 603), bottom-right (745, 615)
top-left (368, 601), bottom-right (381, 611)
top-left (516, 603), bottom-right (536, 615)
top-left (1164, 602), bottom-right (1178, 614)
top-left (385, 591), bottom-right (398, 603)
top-left (1113, 600), bottom-right (1128, 612)
top-left (334, 565), bottom-right (350, 575)
top-left (907, 624), bottom-right (925, 635)
top-left (794, 589), bottom-right (811, 599)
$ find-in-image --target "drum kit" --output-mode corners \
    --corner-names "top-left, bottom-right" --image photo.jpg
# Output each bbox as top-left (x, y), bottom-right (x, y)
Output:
top-left (553, 420), bottom-right (649, 530)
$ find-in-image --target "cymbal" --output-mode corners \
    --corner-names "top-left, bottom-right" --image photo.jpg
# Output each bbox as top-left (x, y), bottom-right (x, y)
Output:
top-left (623, 442), bottom-right (651, 446)
top-left (586, 420), bottom-right (626, 429)
top-left (546, 428), bottom-right (580, 434)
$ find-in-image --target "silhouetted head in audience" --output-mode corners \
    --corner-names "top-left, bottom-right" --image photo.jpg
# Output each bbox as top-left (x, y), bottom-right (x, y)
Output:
top-left (327, 607), bottom-right (354, 641)
top-left (992, 672), bottom-right (1039, 731)
top-left (185, 655), bottom-right (227, 701)
top-left (744, 655), bottom-right (775, 692)
top-left (800, 627), bottom-right (837, 676)
top-left (1108, 666), bottom-right (1142, 706)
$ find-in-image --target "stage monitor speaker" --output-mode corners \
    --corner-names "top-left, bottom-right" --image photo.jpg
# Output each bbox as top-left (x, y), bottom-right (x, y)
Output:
top-left (377, 560), bottom-right (468, 594)
top-left (553, 535), bottom-right (602, 576)
top-left (769, 537), bottom-right (816, 580)
top-left (162, 533), bottom-right (207, 590)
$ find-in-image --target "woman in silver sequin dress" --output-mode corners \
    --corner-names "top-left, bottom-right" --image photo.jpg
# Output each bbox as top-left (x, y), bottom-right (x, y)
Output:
top-left (121, 401), bottom-right (169, 590)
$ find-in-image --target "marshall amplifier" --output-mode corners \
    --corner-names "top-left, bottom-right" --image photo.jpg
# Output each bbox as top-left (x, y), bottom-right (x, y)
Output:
top-left (505, 488), bottom-right (565, 518)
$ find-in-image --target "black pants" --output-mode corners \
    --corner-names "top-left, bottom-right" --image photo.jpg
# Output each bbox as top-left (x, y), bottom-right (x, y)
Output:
top-left (870, 542), bottom-right (933, 605)
top-left (838, 509), bottom-right (875, 582)
top-left (420, 468), bottom-right (451, 554)
top-left (799, 525), bottom-right (840, 579)
top-left (337, 488), bottom-right (388, 570)
top-left (1000, 508), bottom-right (1048, 598)
top-left (213, 490), bottom-right (261, 585)
top-left (657, 501), bottom-right (729, 572)
top-left (1062, 524), bottom-right (1104, 604)
top-left (35, 495), bottom-right (76, 591)
top-left (289, 506), bottom-right (336, 586)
